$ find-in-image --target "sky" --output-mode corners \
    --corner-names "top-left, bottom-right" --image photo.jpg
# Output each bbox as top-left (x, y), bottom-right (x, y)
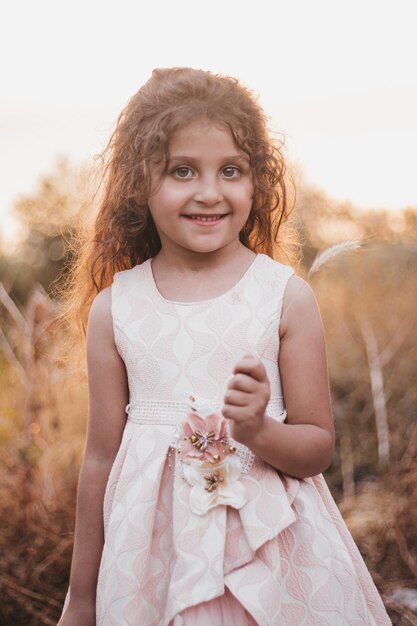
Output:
top-left (1, 0), bottom-right (417, 249)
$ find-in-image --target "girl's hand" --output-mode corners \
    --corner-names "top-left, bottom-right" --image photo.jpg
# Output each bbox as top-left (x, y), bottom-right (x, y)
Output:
top-left (222, 354), bottom-right (270, 445)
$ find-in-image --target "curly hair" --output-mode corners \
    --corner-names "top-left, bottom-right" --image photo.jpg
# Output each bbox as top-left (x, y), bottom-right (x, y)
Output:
top-left (60, 67), bottom-right (297, 337)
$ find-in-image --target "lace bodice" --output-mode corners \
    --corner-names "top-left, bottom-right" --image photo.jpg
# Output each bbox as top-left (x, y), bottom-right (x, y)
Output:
top-left (111, 253), bottom-right (294, 409)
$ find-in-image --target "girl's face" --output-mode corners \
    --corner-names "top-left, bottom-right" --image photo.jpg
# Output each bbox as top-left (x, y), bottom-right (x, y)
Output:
top-left (147, 120), bottom-right (254, 258)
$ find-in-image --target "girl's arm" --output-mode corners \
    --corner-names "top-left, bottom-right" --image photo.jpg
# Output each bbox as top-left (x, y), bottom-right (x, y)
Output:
top-left (59, 287), bottom-right (128, 623)
top-left (223, 276), bottom-right (335, 479)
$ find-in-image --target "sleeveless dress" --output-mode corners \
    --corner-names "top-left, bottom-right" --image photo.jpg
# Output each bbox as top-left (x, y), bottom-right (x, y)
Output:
top-left (96, 253), bottom-right (391, 626)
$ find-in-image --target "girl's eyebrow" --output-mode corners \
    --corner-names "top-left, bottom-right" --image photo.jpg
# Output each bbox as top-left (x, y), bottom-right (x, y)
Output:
top-left (168, 154), bottom-right (250, 163)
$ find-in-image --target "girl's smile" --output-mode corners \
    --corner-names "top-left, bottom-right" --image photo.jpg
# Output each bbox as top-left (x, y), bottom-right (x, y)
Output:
top-left (147, 120), bottom-right (254, 257)
top-left (182, 214), bottom-right (229, 226)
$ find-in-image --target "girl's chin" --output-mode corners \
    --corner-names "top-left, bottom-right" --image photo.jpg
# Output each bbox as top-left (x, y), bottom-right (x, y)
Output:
top-left (182, 238), bottom-right (238, 255)
top-left (159, 233), bottom-right (242, 256)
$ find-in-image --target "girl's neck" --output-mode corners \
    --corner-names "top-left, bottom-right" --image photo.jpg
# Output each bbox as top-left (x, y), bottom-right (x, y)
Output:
top-left (150, 244), bottom-right (256, 302)
top-left (152, 241), bottom-right (253, 273)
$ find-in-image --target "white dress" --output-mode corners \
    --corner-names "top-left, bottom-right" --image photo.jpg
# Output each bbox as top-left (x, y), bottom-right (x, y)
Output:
top-left (94, 253), bottom-right (391, 626)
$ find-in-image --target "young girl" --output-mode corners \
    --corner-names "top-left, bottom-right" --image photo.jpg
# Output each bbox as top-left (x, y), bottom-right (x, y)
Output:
top-left (58, 68), bottom-right (391, 625)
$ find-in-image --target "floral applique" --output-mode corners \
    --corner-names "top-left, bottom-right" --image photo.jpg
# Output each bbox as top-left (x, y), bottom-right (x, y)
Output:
top-left (171, 395), bottom-right (247, 515)
top-left (180, 411), bottom-right (229, 463)
top-left (183, 455), bottom-right (246, 515)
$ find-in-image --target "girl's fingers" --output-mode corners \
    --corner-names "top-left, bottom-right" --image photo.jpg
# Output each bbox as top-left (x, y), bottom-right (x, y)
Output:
top-left (223, 389), bottom-right (249, 406)
top-left (233, 354), bottom-right (267, 383)
top-left (227, 372), bottom-right (256, 392)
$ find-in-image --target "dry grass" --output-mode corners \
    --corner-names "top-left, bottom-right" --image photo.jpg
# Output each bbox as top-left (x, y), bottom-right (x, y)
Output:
top-left (339, 469), bottom-right (417, 624)
top-left (0, 289), bottom-right (85, 625)
top-left (0, 355), bottom-right (85, 623)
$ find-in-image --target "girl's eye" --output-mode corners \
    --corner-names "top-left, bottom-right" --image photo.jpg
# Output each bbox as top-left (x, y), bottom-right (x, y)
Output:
top-left (173, 166), bottom-right (194, 179)
top-left (222, 166), bottom-right (241, 178)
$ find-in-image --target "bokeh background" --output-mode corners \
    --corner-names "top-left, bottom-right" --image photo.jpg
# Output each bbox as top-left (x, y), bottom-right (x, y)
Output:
top-left (1, 1), bottom-right (416, 624)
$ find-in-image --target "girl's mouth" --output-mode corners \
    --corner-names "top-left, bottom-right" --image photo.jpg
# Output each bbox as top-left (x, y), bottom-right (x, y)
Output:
top-left (183, 214), bottom-right (228, 225)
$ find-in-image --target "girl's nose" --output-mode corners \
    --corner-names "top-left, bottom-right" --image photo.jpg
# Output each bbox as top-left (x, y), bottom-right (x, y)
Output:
top-left (194, 176), bottom-right (224, 205)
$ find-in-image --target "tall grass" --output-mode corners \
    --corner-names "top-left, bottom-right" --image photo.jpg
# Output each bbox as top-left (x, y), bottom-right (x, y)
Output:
top-left (0, 284), bottom-right (85, 624)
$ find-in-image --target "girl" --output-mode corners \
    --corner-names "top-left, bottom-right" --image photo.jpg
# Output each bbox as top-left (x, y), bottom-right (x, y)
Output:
top-left (58, 68), bottom-right (391, 625)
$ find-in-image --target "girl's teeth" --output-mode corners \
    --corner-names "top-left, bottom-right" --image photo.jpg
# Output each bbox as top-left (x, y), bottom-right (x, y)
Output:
top-left (190, 216), bottom-right (222, 221)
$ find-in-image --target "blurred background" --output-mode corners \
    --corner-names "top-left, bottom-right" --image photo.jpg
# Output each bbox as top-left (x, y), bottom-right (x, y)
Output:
top-left (1, 1), bottom-right (416, 624)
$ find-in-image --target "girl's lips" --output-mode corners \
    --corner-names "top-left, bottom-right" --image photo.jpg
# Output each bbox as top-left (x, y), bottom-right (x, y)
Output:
top-left (183, 214), bottom-right (228, 227)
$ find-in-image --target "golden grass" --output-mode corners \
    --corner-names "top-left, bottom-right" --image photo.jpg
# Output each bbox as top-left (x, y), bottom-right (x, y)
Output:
top-left (0, 355), bottom-right (86, 624)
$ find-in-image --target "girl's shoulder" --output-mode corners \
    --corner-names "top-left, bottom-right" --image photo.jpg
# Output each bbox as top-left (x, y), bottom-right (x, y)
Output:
top-left (86, 287), bottom-right (114, 350)
top-left (252, 256), bottom-right (323, 337)
top-left (89, 286), bottom-right (112, 323)
top-left (280, 273), bottom-right (323, 338)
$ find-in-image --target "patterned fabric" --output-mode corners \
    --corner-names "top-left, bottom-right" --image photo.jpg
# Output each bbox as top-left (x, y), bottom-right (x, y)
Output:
top-left (94, 254), bottom-right (391, 625)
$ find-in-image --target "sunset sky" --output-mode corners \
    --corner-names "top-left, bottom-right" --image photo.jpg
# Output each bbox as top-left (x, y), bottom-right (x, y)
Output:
top-left (1, 0), bottom-right (416, 249)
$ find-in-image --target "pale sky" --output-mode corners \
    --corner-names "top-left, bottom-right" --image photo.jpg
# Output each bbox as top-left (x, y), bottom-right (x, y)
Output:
top-left (1, 0), bottom-right (416, 249)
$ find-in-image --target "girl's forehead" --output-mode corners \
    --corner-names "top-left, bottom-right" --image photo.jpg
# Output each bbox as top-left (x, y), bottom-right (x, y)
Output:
top-left (168, 120), bottom-right (243, 157)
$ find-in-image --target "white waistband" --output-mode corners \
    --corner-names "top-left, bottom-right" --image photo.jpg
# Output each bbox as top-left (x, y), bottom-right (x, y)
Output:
top-left (125, 397), bottom-right (285, 425)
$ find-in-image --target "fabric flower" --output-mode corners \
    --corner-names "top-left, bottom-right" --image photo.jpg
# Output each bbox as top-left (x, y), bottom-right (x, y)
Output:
top-left (183, 455), bottom-right (247, 516)
top-left (179, 412), bottom-right (230, 463)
